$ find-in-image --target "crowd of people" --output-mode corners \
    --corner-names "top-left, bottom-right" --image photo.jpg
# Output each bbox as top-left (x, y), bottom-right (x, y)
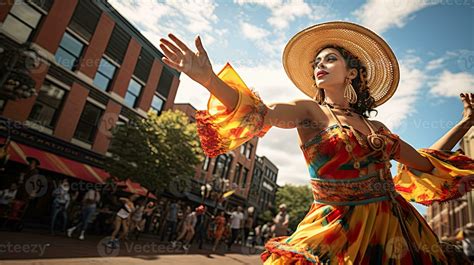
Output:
top-left (0, 159), bottom-right (295, 253)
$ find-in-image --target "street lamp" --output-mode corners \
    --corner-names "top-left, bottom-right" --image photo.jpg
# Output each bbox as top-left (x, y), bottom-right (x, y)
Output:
top-left (0, 40), bottom-right (40, 101)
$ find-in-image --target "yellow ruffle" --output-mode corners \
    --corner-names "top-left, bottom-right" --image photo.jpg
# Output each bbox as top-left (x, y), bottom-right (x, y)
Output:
top-left (195, 63), bottom-right (272, 158)
top-left (393, 148), bottom-right (474, 206)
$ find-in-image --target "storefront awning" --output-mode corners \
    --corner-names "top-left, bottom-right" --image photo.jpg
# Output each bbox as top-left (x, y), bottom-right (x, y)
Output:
top-left (8, 140), bottom-right (108, 183)
top-left (117, 179), bottom-right (157, 199)
top-left (7, 139), bottom-right (156, 199)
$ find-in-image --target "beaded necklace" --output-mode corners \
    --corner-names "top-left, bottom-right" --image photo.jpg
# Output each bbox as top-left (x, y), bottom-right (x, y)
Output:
top-left (323, 103), bottom-right (389, 171)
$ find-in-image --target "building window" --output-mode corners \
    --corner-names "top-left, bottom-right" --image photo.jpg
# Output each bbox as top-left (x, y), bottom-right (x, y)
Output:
top-left (202, 156), bottom-right (210, 171)
top-left (74, 102), bottom-right (103, 143)
top-left (240, 143), bottom-right (246, 155)
top-left (55, 32), bottom-right (85, 71)
top-left (233, 163), bottom-right (242, 185)
top-left (246, 143), bottom-right (253, 159)
top-left (223, 155), bottom-right (233, 179)
top-left (124, 78), bottom-right (143, 108)
top-left (213, 154), bottom-right (227, 178)
top-left (156, 68), bottom-right (173, 98)
top-left (2, 1), bottom-right (43, 43)
top-left (242, 167), bottom-right (248, 188)
top-left (28, 82), bottom-right (66, 129)
top-left (93, 57), bottom-right (117, 91)
top-left (150, 95), bottom-right (165, 114)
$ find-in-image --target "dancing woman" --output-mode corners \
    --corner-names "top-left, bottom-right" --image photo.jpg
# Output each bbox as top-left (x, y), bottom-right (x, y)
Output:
top-left (159, 21), bottom-right (474, 264)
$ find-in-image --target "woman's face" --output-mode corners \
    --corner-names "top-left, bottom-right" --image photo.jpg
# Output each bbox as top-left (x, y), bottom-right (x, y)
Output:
top-left (313, 48), bottom-right (356, 90)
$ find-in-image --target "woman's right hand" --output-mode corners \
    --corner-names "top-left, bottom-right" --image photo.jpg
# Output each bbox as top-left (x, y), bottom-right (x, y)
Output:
top-left (159, 33), bottom-right (214, 87)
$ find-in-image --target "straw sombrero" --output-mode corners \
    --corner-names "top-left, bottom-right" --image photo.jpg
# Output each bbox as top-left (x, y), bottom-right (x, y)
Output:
top-left (282, 21), bottom-right (400, 107)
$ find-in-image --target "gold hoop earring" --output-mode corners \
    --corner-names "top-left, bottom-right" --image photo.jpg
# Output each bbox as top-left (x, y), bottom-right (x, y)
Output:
top-left (344, 78), bottom-right (357, 104)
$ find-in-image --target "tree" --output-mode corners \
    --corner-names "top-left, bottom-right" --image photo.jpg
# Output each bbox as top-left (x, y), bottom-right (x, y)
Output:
top-left (275, 184), bottom-right (313, 231)
top-left (105, 109), bottom-right (205, 196)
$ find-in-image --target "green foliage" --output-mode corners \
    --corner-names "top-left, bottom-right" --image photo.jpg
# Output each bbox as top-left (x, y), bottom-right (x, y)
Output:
top-left (275, 184), bottom-right (313, 231)
top-left (258, 209), bottom-right (275, 224)
top-left (105, 109), bottom-right (205, 194)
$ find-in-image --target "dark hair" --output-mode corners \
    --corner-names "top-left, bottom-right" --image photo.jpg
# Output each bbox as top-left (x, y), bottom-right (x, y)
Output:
top-left (311, 44), bottom-right (378, 118)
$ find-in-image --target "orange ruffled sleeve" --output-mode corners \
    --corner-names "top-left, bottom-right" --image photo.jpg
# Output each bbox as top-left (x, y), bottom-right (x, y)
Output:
top-left (393, 148), bottom-right (474, 206)
top-left (195, 63), bottom-right (272, 158)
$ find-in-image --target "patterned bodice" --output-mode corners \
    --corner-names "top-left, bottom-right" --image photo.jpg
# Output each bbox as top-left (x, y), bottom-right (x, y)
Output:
top-left (300, 123), bottom-right (401, 181)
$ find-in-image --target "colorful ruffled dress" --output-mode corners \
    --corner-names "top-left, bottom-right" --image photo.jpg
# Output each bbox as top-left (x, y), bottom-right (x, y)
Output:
top-left (195, 63), bottom-right (474, 265)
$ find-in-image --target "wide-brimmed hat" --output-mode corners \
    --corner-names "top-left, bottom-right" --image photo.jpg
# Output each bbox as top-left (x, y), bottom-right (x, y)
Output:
top-left (282, 21), bottom-right (400, 107)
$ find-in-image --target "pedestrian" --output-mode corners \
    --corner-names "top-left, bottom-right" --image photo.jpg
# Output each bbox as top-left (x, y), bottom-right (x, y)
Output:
top-left (272, 204), bottom-right (289, 237)
top-left (171, 205), bottom-right (197, 251)
top-left (462, 226), bottom-right (474, 262)
top-left (160, 199), bottom-right (178, 242)
top-left (261, 221), bottom-right (272, 245)
top-left (129, 198), bottom-right (146, 240)
top-left (67, 187), bottom-right (101, 240)
top-left (243, 211), bottom-right (254, 246)
top-left (105, 194), bottom-right (139, 249)
top-left (193, 205), bottom-right (208, 249)
top-left (212, 210), bottom-right (227, 252)
top-left (227, 206), bottom-right (244, 251)
top-left (50, 178), bottom-right (70, 235)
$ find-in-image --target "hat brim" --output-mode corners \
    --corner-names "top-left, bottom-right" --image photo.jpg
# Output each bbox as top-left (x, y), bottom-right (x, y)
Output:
top-left (282, 21), bottom-right (399, 107)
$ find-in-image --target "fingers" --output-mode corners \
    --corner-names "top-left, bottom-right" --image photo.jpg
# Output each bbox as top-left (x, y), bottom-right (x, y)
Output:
top-left (162, 57), bottom-right (182, 71)
top-left (460, 93), bottom-right (473, 108)
top-left (160, 38), bottom-right (184, 58)
top-left (168, 33), bottom-right (191, 53)
top-left (195, 35), bottom-right (207, 54)
top-left (159, 43), bottom-right (178, 62)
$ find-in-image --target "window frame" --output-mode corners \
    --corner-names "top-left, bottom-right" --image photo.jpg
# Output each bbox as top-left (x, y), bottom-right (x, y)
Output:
top-left (2, 1), bottom-right (44, 43)
top-left (27, 81), bottom-right (67, 129)
top-left (55, 31), bottom-right (86, 71)
top-left (124, 77), bottom-right (144, 108)
top-left (73, 102), bottom-right (104, 144)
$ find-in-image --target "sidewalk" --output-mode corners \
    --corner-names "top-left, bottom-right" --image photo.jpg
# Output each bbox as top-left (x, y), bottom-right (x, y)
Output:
top-left (0, 229), bottom-right (264, 262)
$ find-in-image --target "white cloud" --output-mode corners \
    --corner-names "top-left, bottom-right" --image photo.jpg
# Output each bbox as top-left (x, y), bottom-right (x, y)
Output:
top-left (240, 22), bottom-right (270, 40)
top-left (234, 0), bottom-right (322, 30)
top-left (429, 70), bottom-right (474, 97)
top-left (426, 57), bottom-right (445, 71)
top-left (108, 0), bottom-right (222, 52)
top-left (352, 0), bottom-right (433, 34)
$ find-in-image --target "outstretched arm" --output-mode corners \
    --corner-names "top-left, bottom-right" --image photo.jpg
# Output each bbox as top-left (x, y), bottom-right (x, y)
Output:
top-left (159, 33), bottom-right (316, 130)
top-left (429, 93), bottom-right (473, 151)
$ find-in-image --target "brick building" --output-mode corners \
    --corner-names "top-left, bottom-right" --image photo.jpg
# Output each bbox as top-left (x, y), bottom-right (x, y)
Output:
top-left (173, 102), bottom-right (267, 211)
top-left (0, 0), bottom-right (180, 209)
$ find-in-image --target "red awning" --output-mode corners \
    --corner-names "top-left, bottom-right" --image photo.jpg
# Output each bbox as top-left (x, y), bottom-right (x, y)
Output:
top-left (116, 179), bottom-right (157, 199)
top-left (8, 140), bottom-right (109, 183)
top-left (7, 139), bottom-right (156, 199)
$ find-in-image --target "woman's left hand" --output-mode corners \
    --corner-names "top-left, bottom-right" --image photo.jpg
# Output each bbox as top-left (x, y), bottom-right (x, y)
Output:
top-left (460, 93), bottom-right (474, 127)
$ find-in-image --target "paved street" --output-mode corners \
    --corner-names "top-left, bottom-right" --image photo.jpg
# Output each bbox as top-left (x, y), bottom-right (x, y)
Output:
top-left (0, 229), bottom-right (263, 264)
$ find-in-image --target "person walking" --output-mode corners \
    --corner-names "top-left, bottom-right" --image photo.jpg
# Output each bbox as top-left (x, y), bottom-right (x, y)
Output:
top-left (67, 187), bottom-right (101, 240)
top-left (227, 206), bottom-right (244, 251)
top-left (50, 179), bottom-right (70, 235)
top-left (272, 204), bottom-right (290, 238)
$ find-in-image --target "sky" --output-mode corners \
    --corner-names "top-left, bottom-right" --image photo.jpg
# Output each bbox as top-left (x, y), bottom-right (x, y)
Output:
top-left (108, 0), bottom-right (474, 215)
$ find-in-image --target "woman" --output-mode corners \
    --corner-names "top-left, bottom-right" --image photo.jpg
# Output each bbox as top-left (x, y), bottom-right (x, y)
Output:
top-left (212, 210), bottom-right (227, 252)
top-left (171, 205), bottom-right (197, 250)
top-left (105, 194), bottom-right (138, 249)
top-left (159, 21), bottom-right (474, 264)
